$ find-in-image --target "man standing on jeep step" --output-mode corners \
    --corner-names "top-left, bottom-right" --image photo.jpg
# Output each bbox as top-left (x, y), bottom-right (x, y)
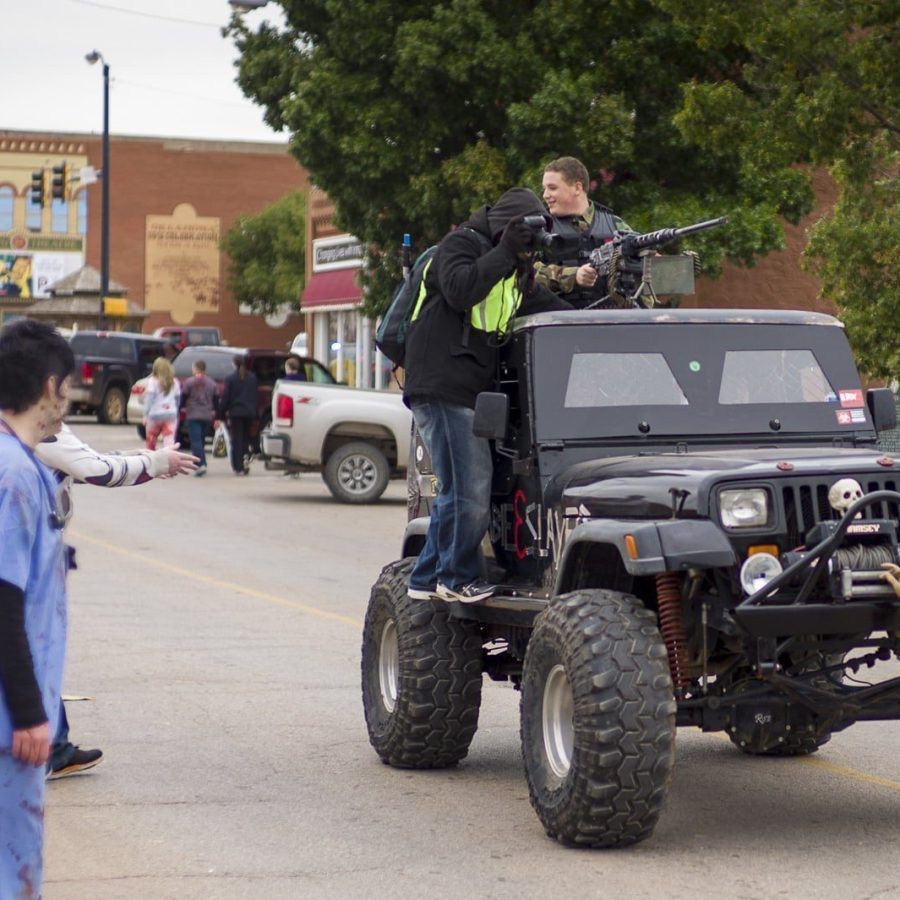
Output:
top-left (403, 187), bottom-right (571, 603)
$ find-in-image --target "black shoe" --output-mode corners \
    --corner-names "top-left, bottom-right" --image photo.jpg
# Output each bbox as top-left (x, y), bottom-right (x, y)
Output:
top-left (47, 747), bottom-right (103, 780)
top-left (436, 579), bottom-right (496, 604)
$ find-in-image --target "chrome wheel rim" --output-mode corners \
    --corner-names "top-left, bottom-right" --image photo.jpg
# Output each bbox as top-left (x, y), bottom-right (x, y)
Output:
top-left (106, 392), bottom-right (124, 421)
top-left (379, 619), bottom-right (399, 713)
top-left (339, 454), bottom-right (377, 495)
top-left (542, 664), bottom-right (574, 779)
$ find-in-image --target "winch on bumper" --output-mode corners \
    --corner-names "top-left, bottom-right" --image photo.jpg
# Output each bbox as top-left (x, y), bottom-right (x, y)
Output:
top-left (732, 490), bottom-right (900, 638)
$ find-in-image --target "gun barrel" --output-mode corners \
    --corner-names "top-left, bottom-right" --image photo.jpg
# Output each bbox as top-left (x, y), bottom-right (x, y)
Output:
top-left (672, 216), bottom-right (728, 239)
top-left (626, 216), bottom-right (727, 252)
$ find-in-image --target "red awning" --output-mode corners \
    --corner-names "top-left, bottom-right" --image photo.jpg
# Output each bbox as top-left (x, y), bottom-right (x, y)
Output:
top-left (301, 269), bottom-right (362, 309)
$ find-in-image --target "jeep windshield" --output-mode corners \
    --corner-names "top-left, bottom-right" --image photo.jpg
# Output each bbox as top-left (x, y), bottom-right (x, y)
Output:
top-left (524, 310), bottom-right (875, 444)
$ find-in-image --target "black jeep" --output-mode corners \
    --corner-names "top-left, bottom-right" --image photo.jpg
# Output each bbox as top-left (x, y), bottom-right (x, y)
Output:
top-left (361, 308), bottom-right (900, 849)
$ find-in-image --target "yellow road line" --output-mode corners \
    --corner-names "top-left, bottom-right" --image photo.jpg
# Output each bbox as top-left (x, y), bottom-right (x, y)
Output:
top-left (798, 755), bottom-right (900, 791)
top-left (708, 730), bottom-right (900, 791)
top-left (70, 529), bottom-right (363, 628)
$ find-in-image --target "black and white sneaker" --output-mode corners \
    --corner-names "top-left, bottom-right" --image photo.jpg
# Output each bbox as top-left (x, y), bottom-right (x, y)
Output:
top-left (436, 579), bottom-right (496, 604)
top-left (408, 584), bottom-right (438, 600)
top-left (47, 747), bottom-right (103, 780)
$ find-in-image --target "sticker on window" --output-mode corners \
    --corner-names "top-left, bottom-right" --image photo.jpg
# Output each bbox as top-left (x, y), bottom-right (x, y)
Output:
top-left (838, 389), bottom-right (864, 408)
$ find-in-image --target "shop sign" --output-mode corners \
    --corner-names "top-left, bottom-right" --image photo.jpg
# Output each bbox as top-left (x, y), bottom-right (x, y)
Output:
top-left (0, 233), bottom-right (84, 253)
top-left (312, 235), bottom-right (363, 272)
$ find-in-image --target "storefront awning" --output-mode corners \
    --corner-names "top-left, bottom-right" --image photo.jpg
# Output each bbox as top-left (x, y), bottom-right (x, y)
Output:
top-left (301, 269), bottom-right (362, 309)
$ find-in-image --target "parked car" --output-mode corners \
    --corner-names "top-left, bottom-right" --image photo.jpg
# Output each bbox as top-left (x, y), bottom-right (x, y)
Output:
top-left (68, 330), bottom-right (169, 424)
top-left (128, 345), bottom-right (334, 442)
top-left (152, 325), bottom-right (223, 353)
top-left (261, 379), bottom-right (411, 503)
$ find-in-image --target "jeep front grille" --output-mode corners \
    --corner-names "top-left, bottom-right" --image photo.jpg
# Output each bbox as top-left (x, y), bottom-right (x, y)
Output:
top-left (781, 476), bottom-right (900, 548)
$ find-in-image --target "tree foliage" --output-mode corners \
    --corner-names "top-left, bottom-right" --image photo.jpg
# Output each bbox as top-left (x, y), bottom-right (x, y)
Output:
top-left (657, 0), bottom-right (900, 376)
top-left (228, 1), bottom-right (898, 374)
top-left (221, 190), bottom-right (306, 316)
top-left (227, 0), bottom-right (805, 315)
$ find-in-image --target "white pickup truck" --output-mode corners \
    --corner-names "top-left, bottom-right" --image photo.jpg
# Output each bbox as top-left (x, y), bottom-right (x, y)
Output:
top-left (260, 379), bottom-right (412, 503)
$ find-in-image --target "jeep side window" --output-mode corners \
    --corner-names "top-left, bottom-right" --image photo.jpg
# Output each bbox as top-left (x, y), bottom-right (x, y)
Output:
top-left (563, 352), bottom-right (688, 408)
top-left (719, 350), bottom-right (834, 404)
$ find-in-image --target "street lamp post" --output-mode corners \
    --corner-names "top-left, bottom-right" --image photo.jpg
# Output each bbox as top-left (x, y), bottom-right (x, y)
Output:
top-left (85, 49), bottom-right (110, 329)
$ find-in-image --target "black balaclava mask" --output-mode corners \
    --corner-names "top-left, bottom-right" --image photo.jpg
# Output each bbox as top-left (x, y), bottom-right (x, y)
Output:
top-left (486, 187), bottom-right (546, 241)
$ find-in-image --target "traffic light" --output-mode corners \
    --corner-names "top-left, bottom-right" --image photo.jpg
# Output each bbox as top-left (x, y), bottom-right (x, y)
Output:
top-left (51, 162), bottom-right (70, 201)
top-left (30, 169), bottom-right (48, 207)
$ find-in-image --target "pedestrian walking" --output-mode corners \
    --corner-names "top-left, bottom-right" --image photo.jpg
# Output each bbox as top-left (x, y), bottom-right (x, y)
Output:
top-left (143, 356), bottom-right (181, 449)
top-left (219, 355), bottom-right (257, 475)
top-left (180, 359), bottom-right (218, 476)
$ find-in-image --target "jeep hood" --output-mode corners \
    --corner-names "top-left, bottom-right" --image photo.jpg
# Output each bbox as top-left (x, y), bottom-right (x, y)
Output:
top-left (546, 447), bottom-right (897, 519)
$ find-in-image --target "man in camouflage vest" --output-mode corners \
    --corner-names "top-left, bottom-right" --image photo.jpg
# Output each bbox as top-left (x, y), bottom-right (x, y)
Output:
top-left (534, 156), bottom-right (633, 308)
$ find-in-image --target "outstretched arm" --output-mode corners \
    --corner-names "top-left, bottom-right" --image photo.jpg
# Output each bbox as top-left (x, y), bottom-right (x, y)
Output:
top-left (36, 424), bottom-right (197, 485)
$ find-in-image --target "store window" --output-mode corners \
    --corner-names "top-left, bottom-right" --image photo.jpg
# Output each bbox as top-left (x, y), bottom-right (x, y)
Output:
top-left (0, 187), bottom-right (13, 231)
top-left (77, 190), bottom-right (88, 235)
top-left (51, 197), bottom-right (67, 234)
top-left (25, 196), bottom-right (41, 231)
top-left (327, 311), bottom-right (358, 385)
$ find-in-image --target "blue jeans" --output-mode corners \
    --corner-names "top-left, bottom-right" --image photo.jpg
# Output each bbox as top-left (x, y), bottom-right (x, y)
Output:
top-left (409, 399), bottom-right (493, 592)
top-left (50, 699), bottom-right (72, 770)
top-left (187, 419), bottom-right (209, 467)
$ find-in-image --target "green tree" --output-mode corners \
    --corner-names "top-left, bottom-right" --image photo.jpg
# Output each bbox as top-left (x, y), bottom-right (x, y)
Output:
top-left (221, 190), bottom-right (306, 316)
top-left (227, 0), bottom-right (809, 316)
top-left (657, 0), bottom-right (900, 376)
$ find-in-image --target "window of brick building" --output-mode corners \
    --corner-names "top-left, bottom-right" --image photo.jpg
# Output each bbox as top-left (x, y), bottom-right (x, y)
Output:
top-left (0, 187), bottom-right (13, 231)
top-left (51, 197), bottom-right (67, 233)
top-left (77, 190), bottom-right (87, 235)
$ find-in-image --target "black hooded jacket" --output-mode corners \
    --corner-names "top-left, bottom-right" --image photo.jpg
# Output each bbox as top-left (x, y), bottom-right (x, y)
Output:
top-left (403, 188), bottom-right (571, 409)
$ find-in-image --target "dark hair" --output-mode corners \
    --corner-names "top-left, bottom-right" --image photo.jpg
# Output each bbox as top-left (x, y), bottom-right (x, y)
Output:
top-left (544, 156), bottom-right (590, 192)
top-left (193, 359), bottom-right (206, 373)
top-left (234, 354), bottom-right (248, 380)
top-left (0, 320), bottom-right (75, 413)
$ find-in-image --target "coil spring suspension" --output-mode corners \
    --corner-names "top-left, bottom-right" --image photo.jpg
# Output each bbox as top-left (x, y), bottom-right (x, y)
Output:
top-left (655, 571), bottom-right (691, 695)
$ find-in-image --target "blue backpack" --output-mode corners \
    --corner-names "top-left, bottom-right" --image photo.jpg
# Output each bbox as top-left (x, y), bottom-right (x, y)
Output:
top-left (375, 245), bottom-right (438, 368)
top-left (376, 227), bottom-right (492, 368)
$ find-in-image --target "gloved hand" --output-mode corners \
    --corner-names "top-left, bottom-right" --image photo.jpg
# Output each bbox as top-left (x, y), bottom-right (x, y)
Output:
top-left (500, 216), bottom-right (534, 256)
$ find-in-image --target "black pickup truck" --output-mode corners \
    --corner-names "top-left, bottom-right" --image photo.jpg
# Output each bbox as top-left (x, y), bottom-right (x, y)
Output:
top-left (362, 308), bottom-right (900, 849)
top-left (68, 330), bottom-right (167, 424)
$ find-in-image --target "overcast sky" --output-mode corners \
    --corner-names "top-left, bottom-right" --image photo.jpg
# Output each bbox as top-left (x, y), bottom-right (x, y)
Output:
top-left (6, 0), bottom-right (285, 143)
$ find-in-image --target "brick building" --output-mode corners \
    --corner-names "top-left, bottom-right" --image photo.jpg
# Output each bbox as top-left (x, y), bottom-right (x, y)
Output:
top-left (0, 129), bottom-right (310, 349)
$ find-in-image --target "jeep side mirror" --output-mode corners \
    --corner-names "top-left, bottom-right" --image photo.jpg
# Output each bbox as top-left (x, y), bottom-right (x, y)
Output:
top-left (867, 387), bottom-right (897, 432)
top-left (473, 392), bottom-right (509, 440)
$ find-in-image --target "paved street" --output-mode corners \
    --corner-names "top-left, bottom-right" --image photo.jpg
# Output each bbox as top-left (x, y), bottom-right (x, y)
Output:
top-left (45, 421), bottom-right (900, 900)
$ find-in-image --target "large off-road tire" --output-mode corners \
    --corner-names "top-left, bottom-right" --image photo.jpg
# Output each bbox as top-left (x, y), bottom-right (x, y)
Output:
top-left (98, 385), bottom-right (127, 424)
top-left (521, 589), bottom-right (676, 848)
top-left (324, 441), bottom-right (390, 504)
top-left (362, 559), bottom-right (483, 768)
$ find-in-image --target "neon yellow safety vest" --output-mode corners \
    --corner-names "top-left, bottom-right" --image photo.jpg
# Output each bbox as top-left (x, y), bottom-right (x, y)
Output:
top-left (411, 261), bottom-right (522, 336)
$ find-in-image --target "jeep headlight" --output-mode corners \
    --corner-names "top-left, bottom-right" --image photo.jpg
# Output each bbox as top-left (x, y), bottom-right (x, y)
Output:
top-left (720, 488), bottom-right (769, 529)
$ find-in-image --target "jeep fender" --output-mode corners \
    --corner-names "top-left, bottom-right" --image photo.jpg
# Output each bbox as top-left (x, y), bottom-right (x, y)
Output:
top-left (402, 516), bottom-right (430, 559)
top-left (553, 519), bottom-right (737, 594)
